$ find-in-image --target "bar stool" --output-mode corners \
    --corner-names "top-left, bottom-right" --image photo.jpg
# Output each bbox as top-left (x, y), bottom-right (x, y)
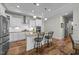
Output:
top-left (73, 40), bottom-right (79, 54)
top-left (34, 32), bottom-right (44, 54)
top-left (45, 32), bottom-right (54, 47)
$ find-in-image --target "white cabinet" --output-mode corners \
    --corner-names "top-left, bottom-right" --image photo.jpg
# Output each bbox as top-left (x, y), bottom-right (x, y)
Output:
top-left (0, 4), bottom-right (6, 16)
top-left (9, 32), bottom-right (25, 42)
top-left (10, 15), bottom-right (23, 27)
top-left (36, 19), bottom-right (42, 26)
top-left (30, 20), bottom-right (36, 27)
top-left (27, 36), bottom-right (35, 51)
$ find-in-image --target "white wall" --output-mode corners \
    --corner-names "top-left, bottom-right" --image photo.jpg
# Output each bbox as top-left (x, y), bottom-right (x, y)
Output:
top-left (44, 16), bottom-right (64, 39)
top-left (44, 4), bottom-right (79, 40)
top-left (72, 8), bottom-right (79, 42)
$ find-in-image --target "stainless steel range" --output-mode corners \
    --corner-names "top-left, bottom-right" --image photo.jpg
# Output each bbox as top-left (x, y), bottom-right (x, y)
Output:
top-left (0, 15), bottom-right (9, 55)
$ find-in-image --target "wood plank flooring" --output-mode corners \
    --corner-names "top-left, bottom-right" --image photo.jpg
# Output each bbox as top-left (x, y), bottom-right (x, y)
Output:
top-left (7, 35), bottom-right (75, 55)
top-left (7, 39), bottom-right (26, 55)
top-left (25, 35), bottom-right (75, 55)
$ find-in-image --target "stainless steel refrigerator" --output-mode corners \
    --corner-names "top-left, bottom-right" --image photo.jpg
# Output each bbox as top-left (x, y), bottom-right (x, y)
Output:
top-left (0, 15), bottom-right (9, 55)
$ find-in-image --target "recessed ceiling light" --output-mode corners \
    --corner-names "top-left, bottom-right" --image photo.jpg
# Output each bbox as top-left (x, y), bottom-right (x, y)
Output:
top-left (71, 22), bottom-right (73, 25)
top-left (65, 13), bottom-right (68, 15)
top-left (17, 5), bottom-right (20, 8)
top-left (44, 18), bottom-right (47, 21)
top-left (36, 3), bottom-right (39, 6)
top-left (33, 16), bottom-right (36, 19)
top-left (32, 10), bottom-right (34, 13)
top-left (48, 9), bottom-right (51, 12)
top-left (33, 3), bottom-right (39, 6)
top-left (15, 27), bottom-right (20, 30)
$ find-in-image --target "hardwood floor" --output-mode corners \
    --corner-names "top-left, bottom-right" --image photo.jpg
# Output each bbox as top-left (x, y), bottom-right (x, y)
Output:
top-left (43, 35), bottom-right (75, 55)
top-left (26, 35), bottom-right (75, 55)
top-left (7, 39), bottom-right (26, 55)
top-left (7, 35), bottom-right (75, 55)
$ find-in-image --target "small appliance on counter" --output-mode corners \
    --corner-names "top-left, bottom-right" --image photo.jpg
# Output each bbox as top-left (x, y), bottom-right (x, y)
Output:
top-left (36, 26), bottom-right (41, 33)
top-left (0, 15), bottom-right (9, 55)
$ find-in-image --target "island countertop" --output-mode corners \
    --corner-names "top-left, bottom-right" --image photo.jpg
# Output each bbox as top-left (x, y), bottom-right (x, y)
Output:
top-left (9, 31), bottom-right (38, 36)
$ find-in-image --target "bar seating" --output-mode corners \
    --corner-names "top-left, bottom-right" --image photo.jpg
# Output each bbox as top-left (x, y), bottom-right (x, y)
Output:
top-left (34, 32), bottom-right (44, 54)
top-left (69, 34), bottom-right (76, 55)
top-left (45, 32), bottom-right (54, 47)
top-left (73, 40), bottom-right (79, 54)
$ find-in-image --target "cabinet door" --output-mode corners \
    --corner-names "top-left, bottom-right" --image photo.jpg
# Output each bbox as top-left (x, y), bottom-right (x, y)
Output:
top-left (30, 20), bottom-right (35, 27)
top-left (36, 20), bottom-right (42, 26)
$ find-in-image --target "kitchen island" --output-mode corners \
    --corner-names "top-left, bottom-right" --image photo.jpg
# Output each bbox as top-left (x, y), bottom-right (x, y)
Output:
top-left (9, 31), bottom-right (45, 52)
top-left (26, 32), bottom-right (45, 51)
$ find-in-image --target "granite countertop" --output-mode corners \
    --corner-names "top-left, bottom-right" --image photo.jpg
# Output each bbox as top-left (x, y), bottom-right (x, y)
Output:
top-left (9, 31), bottom-right (37, 36)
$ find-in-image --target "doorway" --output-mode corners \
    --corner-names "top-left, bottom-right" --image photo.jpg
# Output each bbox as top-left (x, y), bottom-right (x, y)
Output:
top-left (63, 13), bottom-right (73, 38)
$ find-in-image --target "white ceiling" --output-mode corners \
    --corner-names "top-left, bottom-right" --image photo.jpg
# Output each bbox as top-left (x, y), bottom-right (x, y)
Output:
top-left (4, 3), bottom-right (68, 18)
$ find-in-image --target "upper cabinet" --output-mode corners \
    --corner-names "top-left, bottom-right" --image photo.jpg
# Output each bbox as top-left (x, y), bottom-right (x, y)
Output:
top-left (0, 4), bottom-right (6, 16)
top-left (29, 19), bottom-right (42, 27)
top-left (36, 19), bottom-right (42, 26)
top-left (30, 20), bottom-right (36, 27)
top-left (10, 14), bottom-right (23, 27)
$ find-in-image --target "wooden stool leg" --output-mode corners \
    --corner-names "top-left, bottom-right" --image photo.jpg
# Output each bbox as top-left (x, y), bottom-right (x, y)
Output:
top-left (75, 49), bottom-right (77, 54)
top-left (74, 49), bottom-right (79, 55)
top-left (34, 42), bottom-right (36, 49)
top-left (36, 42), bottom-right (39, 54)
